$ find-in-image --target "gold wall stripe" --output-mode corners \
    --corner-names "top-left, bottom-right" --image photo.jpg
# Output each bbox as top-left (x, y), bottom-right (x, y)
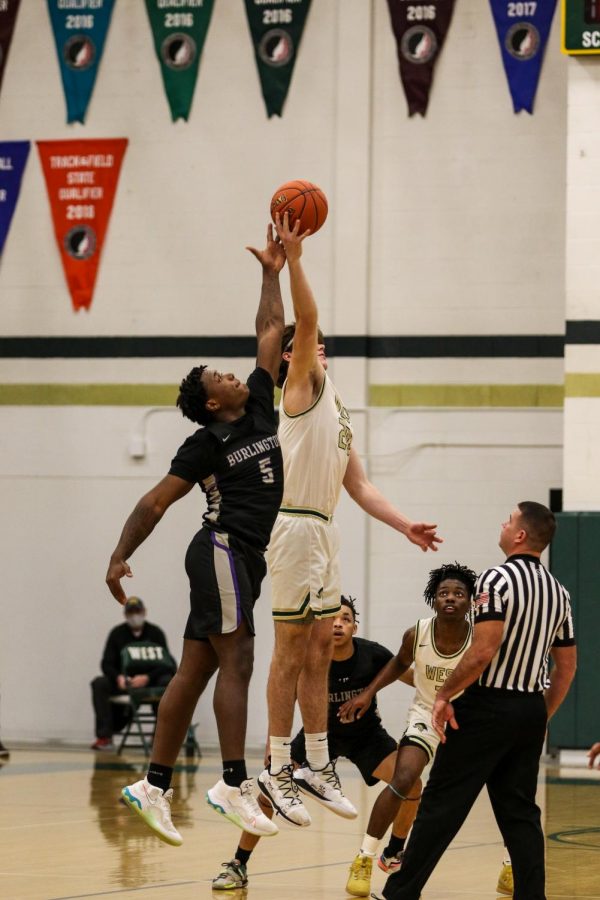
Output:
top-left (0, 384), bottom-right (178, 406)
top-left (368, 385), bottom-right (564, 408)
top-left (564, 374), bottom-right (600, 398)
top-left (1, 379), bottom-right (597, 407)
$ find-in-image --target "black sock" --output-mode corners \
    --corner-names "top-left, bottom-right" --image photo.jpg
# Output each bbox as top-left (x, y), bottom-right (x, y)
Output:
top-left (235, 847), bottom-right (252, 866)
top-left (223, 759), bottom-right (247, 787)
top-left (147, 763), bottom-right (173, 793)
top-left (384, 835), bottom-right (406, 857)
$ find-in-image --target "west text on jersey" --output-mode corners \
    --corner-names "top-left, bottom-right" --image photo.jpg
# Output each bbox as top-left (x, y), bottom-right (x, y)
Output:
top-left (425, 664), bottom-right (455, 682)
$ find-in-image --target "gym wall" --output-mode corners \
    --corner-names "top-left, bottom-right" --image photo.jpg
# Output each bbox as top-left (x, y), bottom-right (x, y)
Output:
top-left (0, 1), bottom-right (565, 746)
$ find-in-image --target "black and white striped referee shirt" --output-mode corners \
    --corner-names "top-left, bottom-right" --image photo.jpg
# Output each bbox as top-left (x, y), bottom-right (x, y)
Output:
top-left (473, 553), bottom-right (575, 692)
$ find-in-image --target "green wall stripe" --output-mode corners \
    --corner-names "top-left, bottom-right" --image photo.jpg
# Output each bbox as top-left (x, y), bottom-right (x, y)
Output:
top-left (565, 374), bottom-right (600, 398)
top-left (0, 384), bottom-right (178, 406)
top-left (2, 379), bottom-right (598, 406)
top-left (0, 333), bottom-right (567, 359)
top-left (368, 384), bottom-right (565, 408)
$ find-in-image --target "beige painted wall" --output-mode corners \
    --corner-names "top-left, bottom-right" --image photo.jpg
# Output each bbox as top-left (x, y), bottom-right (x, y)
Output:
top-left (0, 0), bottom-right (569, 746)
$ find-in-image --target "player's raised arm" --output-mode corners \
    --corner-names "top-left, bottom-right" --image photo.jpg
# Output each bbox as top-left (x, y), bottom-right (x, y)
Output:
top-left (343, 447), bottom-right (443, 552)
top-left (338, 627), bottom-right (416, 722)
top-left (247, 223), bottom-right (286, 383)
top-left (106, 474), bottom-right (193, 604)
top-left (274, 212), bottom-right (322, 396)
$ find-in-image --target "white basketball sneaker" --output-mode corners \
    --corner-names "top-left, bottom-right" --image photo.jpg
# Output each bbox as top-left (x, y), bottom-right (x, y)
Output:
top-left (206, 778), bottom-right (279, 837)
top-left (258, 765), bottom-right (312, 827)
top-left (293, 760), bottom-right (358, 818)
top-left (121, 777), bottom-right (182, 846)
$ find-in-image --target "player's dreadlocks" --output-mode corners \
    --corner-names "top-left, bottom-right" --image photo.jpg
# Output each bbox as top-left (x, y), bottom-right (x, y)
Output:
top-left (340, 594), bottom-right (359, 623)
top-left (176, 364), bottom-right (211, 425)
top-left (423, 562), bottom-right (477, 609)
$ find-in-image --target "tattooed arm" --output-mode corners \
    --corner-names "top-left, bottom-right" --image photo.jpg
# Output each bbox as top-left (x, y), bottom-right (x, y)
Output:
top-left (105, 474), bottom-right (193, 604)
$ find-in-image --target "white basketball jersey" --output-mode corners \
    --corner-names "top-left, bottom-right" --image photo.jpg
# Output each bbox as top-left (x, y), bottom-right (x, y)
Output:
top-left (412, 616), bottom-right (472, 710)
top-left (278, 373), bottom-right (352, 518)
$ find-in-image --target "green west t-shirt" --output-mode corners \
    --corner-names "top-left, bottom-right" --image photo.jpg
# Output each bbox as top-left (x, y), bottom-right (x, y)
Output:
top-left (120, 642), bottom-right (176, 678)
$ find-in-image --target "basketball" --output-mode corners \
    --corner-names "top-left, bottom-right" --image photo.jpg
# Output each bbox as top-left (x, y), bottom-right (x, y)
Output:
top-left (270, 180), bottom-right (328, 235)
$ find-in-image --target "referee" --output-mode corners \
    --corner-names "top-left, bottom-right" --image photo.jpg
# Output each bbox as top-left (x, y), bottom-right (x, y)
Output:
top-left (381, 501), bottom-right (577, 900)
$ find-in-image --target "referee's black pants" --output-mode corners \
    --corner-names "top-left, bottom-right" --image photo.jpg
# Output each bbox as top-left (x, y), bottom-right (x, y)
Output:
top-left (383, 684), bottom-right (548, 900)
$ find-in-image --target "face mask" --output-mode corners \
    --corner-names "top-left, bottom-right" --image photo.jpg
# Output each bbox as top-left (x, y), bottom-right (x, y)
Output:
top-left (127, 614), bottom-right (145, 630)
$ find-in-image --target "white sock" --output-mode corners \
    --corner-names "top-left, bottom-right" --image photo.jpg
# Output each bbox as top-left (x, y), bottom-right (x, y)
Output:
top-left (503, 847), bottom-right (511, 866)
top-left (305, 731), bottom-right (329, 770)
top-left (359, 833), bottom-right (379, 858)
top-left (269, 736), bottom-right (292, 773)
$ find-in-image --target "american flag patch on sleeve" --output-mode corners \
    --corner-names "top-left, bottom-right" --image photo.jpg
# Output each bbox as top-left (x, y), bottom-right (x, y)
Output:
top-left (474, 591), bottom-right (489, 609)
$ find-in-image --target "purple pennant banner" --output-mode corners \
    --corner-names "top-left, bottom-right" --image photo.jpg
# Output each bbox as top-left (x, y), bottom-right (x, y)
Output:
top-left (0, 141), bottom-right (30, 256)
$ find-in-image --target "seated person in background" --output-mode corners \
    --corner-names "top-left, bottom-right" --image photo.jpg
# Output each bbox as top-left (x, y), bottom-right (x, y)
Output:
top-left (90, 597), bottom-right (176, 751)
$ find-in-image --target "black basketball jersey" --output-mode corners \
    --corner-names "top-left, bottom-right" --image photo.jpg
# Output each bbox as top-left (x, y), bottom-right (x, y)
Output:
top-left (169, 367), bottom-right (283, 552)
top-left (328, 637), bottom-right (394, 739)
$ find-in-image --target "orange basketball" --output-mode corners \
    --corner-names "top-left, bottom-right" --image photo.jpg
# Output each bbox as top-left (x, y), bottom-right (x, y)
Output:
top-left (270, 180), bottom-right (328, 236)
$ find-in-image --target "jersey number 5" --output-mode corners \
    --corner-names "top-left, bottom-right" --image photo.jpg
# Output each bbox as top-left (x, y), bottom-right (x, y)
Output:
top-left (259, 457), bottom-right (275, 484)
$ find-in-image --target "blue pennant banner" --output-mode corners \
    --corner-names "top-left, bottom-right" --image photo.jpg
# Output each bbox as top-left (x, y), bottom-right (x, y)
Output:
top-left (46, 0), bottom-right (116, 123)
top-left (489, 0), bottom-right (558, 114)
top-left (0, 140), bottom-right (30, 256)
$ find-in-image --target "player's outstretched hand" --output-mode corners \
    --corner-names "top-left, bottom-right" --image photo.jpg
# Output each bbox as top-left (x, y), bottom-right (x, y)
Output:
top-left (274, 211), bottom-right (310, 264)
top-left (432, 697), bottom-right (458, 742)
top-left (338, 690), bottom-right (373, 723)
top-left (406, 522), bottom-right (443, 552)
top-left (246, 223), bottom-right (286, 274)
top-left (588, 742), bottom-right (600, 768)
top-left (105, 557), bottom-right (132, 605)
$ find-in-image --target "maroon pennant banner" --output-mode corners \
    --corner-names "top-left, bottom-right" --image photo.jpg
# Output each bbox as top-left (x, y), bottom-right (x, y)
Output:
top-left (0, 0), bottom-right (22, 96)
top-left (386, 0), bottom-right (457, 116)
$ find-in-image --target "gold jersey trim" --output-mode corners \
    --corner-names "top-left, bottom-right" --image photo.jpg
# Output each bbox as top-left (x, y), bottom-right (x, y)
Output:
top-left (430, 616), bottom-right (472, 660)
top-left (280, 371), bottom-right (326, 419)
top-left (279, 506), bottom-right (333, 523)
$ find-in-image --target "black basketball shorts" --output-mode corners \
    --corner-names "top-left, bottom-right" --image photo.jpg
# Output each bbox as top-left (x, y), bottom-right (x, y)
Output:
top-left (183, 528), bottom-right (267, 640)
top-left (290, 725), bottom-right (397, 786)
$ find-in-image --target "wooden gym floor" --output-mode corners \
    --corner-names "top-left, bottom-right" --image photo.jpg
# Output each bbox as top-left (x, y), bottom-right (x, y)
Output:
top-left (0, 747), bottom-right (598, 900)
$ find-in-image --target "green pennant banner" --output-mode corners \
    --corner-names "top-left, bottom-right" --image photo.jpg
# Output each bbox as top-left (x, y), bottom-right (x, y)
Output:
top-left (144, 0), bottom-right (215, 121)
top-left (244, 0), bottom-right (312, 118)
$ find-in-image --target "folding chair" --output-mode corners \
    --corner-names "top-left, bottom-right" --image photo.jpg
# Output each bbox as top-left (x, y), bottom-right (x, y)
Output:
top-left (114, 686), bottom-right (201, 758)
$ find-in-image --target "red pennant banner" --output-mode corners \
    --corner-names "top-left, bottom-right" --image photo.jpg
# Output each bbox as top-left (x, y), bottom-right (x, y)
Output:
top-left (37, 139), bottom-right (127, 311)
